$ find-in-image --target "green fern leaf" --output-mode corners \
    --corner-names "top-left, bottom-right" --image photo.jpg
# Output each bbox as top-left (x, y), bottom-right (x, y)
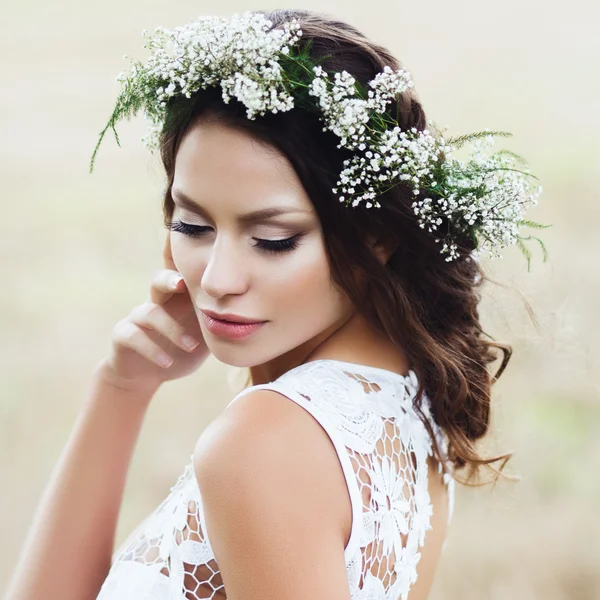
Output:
top-left (515, 236), bottom-right (532, 272)
top-left (445, 130), bottom-right (512, 150)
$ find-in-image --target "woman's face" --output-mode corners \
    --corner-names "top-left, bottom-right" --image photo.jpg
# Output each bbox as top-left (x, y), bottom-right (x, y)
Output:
top-left (169, 117), bottom-right (354, 374)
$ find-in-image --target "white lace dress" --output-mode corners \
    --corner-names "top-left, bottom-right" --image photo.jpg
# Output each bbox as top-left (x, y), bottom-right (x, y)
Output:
top-left (96, 358), bottom-right (455, 600)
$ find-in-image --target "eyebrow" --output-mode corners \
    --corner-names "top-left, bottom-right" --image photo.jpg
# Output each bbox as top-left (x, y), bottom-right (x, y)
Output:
top-left (171, 188), bottom-right (309, 225)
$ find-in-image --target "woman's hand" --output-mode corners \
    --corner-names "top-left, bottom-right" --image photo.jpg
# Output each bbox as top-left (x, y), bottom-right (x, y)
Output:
top-left (5, 260), bottom-right (210, 600)
top-left (98, 268), bottom-right (210, 396)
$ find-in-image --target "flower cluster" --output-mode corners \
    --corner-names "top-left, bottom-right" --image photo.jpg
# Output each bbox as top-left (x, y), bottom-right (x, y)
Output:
top-left (411, 134), bottom-right (544, 261)
top-left (90, 11), bottom-right (548, 268)
top-left (112, 13), bottom-right (302, 153)
top-left (331, 126), bottom-right (447, 208)
top-left (308, 64), bottom-right (414, 152)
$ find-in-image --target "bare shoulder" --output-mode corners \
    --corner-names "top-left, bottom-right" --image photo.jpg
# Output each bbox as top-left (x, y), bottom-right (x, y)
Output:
top-left (193, 387), bottom-right (351, 539)
top-left (192, 388), bottom-right (353, 599)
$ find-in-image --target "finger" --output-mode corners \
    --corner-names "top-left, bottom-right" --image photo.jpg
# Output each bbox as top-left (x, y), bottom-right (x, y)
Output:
top-left (129, 302), bottom-right (200, 352)
top-left (112, 319), bottom-right (174, 368)
top-left (148, 268), bottom-right (186, 305)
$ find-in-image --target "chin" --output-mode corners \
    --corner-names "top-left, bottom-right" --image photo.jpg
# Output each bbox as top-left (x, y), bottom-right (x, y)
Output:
top-left (206, 344), bottom-right (262, 369)
top-left (211, 341), bottom-right (298, 372)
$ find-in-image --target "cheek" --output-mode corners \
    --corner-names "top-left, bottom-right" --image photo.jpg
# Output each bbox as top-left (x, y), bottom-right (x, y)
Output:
top-left (169, 235), bottom-right (205, 280)
top-left (268, 240), bottom-right (345, 320)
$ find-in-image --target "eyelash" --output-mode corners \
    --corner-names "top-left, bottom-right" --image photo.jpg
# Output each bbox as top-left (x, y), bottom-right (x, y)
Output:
top-left (167, 220), bottom-right (302, 254)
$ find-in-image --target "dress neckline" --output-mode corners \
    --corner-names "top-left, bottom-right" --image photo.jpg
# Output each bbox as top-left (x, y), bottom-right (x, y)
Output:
top-left (287, 358), bottom-right (416, 385)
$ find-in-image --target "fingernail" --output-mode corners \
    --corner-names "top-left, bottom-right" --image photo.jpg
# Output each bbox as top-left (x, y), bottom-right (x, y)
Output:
top-left (170, 275), bottom-right (183, 289)
top-left (181, 335), bottom-right (199, 350)
top-left (157, 353), bottom-right (173, 367)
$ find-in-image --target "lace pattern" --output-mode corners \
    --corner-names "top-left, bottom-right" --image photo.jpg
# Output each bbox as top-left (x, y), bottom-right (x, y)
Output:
top-left (95, 359), bottom-right (455, 600)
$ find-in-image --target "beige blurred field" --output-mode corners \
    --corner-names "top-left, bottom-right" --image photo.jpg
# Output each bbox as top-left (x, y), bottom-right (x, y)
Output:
top-left (1, 0), bottom-right (598, 598)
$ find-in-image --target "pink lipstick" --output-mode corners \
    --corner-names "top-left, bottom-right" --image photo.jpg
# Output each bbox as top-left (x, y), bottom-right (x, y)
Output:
top-left (201, 311), bottom-right (266, 340)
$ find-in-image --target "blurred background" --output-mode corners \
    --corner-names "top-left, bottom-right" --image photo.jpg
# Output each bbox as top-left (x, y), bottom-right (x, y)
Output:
top-left (1, 0), bottom-right (598, 598)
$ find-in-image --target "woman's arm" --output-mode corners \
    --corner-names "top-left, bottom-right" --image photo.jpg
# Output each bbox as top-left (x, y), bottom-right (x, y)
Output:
top-left (4, 359), bottom-right (160, 600)
top-left (5, 264), bottom-right (208, 599)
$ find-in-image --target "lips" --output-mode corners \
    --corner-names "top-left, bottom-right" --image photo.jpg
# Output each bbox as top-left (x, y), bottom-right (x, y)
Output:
top-left (200, 310), bottom-right (266, 340)
top-left (201, 309), bottom-right (265, 324)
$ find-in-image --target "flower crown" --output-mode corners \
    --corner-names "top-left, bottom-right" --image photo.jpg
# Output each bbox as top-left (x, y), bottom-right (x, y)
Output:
top-left (89, 11), bottom-right (550, 267)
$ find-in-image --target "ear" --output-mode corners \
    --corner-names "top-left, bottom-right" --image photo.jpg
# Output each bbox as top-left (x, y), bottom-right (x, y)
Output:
top-left (366, 233), bottom-right (396, 266)
top-left (163, 232), bottom-right (178, 271)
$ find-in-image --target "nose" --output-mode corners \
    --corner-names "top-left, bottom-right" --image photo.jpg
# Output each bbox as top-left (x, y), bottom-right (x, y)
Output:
top-left (200, 235), bottom-right (249, 299)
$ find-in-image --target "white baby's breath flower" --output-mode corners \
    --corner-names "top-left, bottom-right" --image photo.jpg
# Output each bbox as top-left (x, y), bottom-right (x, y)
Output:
top-left (92, 11), bottom-right (545, 266)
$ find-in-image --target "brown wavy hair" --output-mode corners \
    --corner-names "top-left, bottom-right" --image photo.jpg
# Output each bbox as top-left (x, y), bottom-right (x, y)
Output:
top-left (157, 8), bottom-right (537, 486)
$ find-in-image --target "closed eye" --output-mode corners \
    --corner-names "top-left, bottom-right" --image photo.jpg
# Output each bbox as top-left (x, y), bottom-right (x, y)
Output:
top-left (167, 220), bottom-right (303, 254)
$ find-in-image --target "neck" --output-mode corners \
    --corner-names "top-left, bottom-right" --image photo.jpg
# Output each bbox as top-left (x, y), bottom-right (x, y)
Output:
top-left (249, 310), bottom-right (409, 385)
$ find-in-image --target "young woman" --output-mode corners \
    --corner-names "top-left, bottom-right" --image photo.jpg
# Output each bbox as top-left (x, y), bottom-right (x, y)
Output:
top-left (6, 8), bottom-right (544, 600)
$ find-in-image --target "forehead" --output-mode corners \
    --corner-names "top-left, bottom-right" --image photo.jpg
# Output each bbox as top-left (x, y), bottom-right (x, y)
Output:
top-left (173, 119), bottom-right (311, 212)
